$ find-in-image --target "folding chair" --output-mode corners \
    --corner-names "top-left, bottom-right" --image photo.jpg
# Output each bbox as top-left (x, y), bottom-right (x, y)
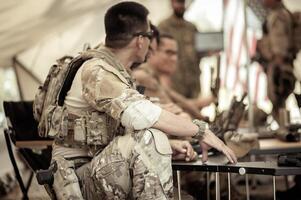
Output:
top-left (3, 101), bottom-right (52, 200)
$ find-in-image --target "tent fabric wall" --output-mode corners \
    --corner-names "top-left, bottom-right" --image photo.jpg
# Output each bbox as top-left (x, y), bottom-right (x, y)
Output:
top-left (0, 0), bottom-right (173, 68)
top-left (13, 61), bottom-right (40, 101)
top-left (11, 1), bottom-right (173, 101)
top-left (0, 0), bottom-right (116, 68)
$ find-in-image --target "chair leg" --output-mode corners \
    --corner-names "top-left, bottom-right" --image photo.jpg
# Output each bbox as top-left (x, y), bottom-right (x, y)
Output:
top-left (25, 171), bottom-right (34, 192)
top-left (4, 129), bottom-right (29, 200)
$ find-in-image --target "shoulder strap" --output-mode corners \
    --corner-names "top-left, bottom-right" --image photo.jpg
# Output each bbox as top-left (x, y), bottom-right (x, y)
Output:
top-left (57, 50), bottom-right (105, 106)
top-left (57, 55), bottom-right (91, 106)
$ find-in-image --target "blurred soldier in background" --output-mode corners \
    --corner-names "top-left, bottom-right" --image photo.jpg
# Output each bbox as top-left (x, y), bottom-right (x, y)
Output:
top-left (133, 26), bottom-right (212, 121)
top-left (256, 0), bottom-right (296, 124)
top-left (158, 0), bottom-right (201, 98)
top-left (256, 1), bottom-right (301, 199)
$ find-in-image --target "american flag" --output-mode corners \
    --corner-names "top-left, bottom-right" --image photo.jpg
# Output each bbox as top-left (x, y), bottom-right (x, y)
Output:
top-left (220, 0), bottom-right (268, 109)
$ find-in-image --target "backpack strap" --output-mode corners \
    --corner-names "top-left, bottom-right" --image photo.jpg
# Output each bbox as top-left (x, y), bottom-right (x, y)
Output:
top-left (57, 55), bottom-right (92, 106)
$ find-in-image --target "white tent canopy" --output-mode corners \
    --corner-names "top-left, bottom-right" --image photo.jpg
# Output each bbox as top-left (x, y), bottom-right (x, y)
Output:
top-left (0, 0), bottom-right (174, 68)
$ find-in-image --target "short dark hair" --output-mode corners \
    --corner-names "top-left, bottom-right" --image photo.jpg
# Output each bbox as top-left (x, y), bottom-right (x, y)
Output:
top-left (150, 23), bottom-right (160, 45)
top-left (158, 33), bottom-right (175, 46)
top-left (104, 1), bottom-right (149, 48)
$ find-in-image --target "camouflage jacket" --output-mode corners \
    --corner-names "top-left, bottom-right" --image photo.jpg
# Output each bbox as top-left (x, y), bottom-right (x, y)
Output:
top-left (55, 45), bottom-right (146, 154)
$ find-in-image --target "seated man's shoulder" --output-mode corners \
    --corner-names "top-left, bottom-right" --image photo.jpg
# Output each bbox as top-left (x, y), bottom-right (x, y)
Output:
top-left (133, 68), bottom-right (159, 90)
top-left (132, 68), bottom-right (149, 80)
top-left (82, 57), bottom-right (112, 69)
top-left (81, 58), bottom-right (130, 87)
top-left (82, 57), bottom-right (123, 76)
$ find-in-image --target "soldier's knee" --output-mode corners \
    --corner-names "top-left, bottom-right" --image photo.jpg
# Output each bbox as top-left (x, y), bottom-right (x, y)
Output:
top-left (139, 128), bottom-right (172, 156)
top-left (116, 133), bottom-right (136, 159)
top-left (116, 129), bottom-right (171, 159)
top-left (90, 142), bottom-right (131, 195)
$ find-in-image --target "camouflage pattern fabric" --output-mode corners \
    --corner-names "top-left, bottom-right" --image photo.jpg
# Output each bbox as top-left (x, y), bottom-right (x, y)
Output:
top-left (76, 129), bottom-right (173, 200)
top-left (256, 3), bottom-right (296, 123)
top-left (158, 15), bottom-right (200, 98)
top-left (52, 46), bottom-right (173, 199)
top-left (51, 156), bottom-right (84, 200)
top-left (81, 54), bottom-right (144, 121)
top-left (58, 46), bottom-right (146, 153)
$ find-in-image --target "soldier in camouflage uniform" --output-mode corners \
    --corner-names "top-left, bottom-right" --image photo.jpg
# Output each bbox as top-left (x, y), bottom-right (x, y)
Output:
top-left (50, 2), bottom-right (237, 199)
top-left (256, 0), bottom-right (296, 124)
top-left (158, 0), bottom-right (200, 98)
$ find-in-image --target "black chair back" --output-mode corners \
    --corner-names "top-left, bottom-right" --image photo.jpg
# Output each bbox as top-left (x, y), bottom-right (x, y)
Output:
top-left (3, 101), bottom-right (51, 143)
top-left (3, 101), bottom-right (52, 170)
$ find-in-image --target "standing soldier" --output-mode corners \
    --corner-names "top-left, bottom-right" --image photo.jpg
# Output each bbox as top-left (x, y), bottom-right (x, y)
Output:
top-left (158, 0), bottom-right (200, 98)
top-left (257, 2), bottom-right (301, 198)
top-left (257, 0), bottom-right (295, 124)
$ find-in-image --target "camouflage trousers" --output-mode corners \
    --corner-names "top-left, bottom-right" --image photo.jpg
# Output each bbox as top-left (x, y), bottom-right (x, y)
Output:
top-left (76, 128), bottom-right (173, 200)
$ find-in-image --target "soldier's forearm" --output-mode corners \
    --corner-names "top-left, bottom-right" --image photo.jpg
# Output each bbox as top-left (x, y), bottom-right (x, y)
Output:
top-left (166, 87), bottom-right (203, 119)
top-left (153, 109), bottom-right (199, 137)
top-left (177, 101), bottom-right (207, 121)
top-left (194, 96), bottom-right (215, 109)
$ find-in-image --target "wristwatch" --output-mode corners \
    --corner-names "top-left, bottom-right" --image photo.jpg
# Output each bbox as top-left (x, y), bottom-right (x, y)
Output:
top-left (192, 119), bottom-right (208, 140)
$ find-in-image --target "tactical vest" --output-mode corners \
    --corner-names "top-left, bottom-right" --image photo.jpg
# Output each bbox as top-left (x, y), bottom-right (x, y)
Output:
top-left (33, 47), bottom-right (135, 149)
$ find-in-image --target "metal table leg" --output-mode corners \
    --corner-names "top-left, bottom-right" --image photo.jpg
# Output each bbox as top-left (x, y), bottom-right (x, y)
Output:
top-left (207, 172), bottom-right (210, 200)
top-left (177, 170), bottom-right (182, 200)
top-left (228, 173), bottom-right (231, 200)
top-left (285, 176), bottom-right (289, 189)
top-left (215, 172), bottom-right (220, 200)
top-left (250, 155), bottom-right (256, 189)
top-left (246, 174), bottom-right (250, 200)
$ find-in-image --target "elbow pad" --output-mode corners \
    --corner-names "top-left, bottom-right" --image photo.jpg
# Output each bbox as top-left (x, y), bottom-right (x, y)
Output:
top-left (121, 100), bottom-right (162, 130)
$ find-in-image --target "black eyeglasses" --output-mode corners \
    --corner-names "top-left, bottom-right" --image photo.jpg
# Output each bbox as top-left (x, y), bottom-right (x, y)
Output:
top-left (133, 30), bottom-right (154, 40)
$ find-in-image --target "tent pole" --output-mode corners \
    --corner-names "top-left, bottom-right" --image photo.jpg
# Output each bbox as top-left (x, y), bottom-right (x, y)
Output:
top-left (243, 0), bottom-right (254, 132)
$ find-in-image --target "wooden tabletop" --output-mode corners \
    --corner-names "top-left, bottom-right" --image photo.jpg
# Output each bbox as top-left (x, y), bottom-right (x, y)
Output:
top-left (259, 138), bottom-right (301, 150)
top-left (15, 140), bottom-right (53, 148)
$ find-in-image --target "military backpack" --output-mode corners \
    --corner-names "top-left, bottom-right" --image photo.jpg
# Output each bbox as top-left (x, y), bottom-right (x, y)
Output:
top-left (33, 50), bottom-right (100, 138)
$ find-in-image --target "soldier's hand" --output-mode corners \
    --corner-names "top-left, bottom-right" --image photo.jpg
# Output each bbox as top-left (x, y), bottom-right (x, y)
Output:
top-left (170, 139), bottom-right (197, 161)
top-left (199, 130), bottom-right (237, 164)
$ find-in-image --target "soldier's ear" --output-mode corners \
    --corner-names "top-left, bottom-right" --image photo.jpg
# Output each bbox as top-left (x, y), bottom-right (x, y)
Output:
top-left (136, 35), bottom-right (143, 49)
